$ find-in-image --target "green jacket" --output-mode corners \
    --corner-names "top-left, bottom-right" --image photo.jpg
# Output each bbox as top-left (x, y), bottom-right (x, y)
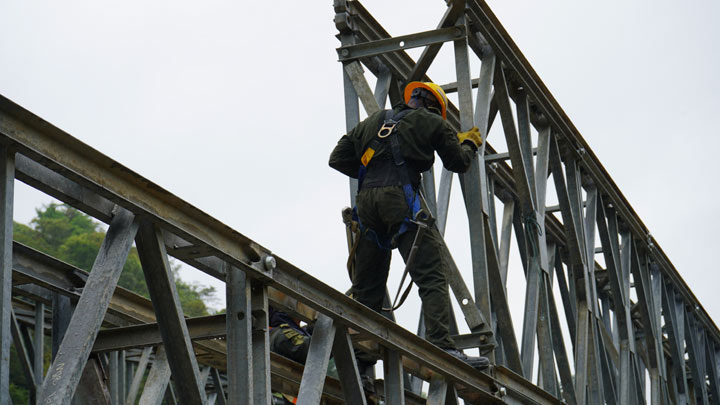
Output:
top-left (329, 104), bottom-right (475, 180)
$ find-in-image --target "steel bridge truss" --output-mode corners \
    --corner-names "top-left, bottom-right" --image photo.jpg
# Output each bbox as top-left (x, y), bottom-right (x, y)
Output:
top-left (0, 0), bottom-right (716, 404)
top-left (334, 0), bottom-right (720, 404)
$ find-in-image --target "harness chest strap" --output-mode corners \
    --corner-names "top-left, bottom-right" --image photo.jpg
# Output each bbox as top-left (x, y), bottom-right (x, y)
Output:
top-left (358, 108), bottom-right (412, 174)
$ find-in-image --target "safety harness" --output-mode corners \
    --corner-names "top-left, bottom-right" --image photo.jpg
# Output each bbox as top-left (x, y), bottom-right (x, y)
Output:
top-left (353, 108), bottom-right (424, 249)
top-left (348, 108), bottom-right (433, 311)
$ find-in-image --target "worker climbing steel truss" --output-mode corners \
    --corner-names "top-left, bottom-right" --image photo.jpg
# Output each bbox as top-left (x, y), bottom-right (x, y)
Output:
top-left (0, 1), bottom-right (716, 404)
top-left (334, 0), bottom-right (720, 404)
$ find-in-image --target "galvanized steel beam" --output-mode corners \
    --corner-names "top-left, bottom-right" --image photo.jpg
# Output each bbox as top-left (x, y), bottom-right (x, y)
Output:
top-left (332, 326), bottom-right (367, 405)
top-left (124, 346), bottom-right (152, 405)
top-left (138, 346), bottom-right (171, 405)
top-left (37, 208), bottom-right (138, 404)
top-left (0, 146), bottom-right (12, 405)
top-left (33, 301), bottom-right (44, 385)
top-left (297, 314), bottom-right (335, 405)
top-left (225, 264), bottom-right (253, 403)
top-left (93, 314), bottom-right (225, 352)
top-left (408, 0), bottom-right (465, 82)
top-left (73, 356), bottom-right (111, 404)
top-left (250, 280), bottom-right (272, 405)
top-left (338, 25), bottom-right (466, 62)
top-left (10, 309), bottom-right (36, 396)
top-left (210, 367), bottom-right (227, 405)
top-left (135, 220), bottom-right (206, 404)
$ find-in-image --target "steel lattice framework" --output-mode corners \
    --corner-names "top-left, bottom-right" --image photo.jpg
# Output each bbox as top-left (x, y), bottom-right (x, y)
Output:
top-left (334, 1), bottom-right (720, 404)
top-left (0, 0), bottom-right (716, 404)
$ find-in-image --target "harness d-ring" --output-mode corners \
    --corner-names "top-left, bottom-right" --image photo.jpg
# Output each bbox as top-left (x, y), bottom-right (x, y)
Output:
top-left (377, 121), bottom-right (397, 138)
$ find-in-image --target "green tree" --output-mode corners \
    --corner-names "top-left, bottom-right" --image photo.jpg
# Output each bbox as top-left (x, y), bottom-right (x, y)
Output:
top-left (10, 203), bottom-right (218, 402)
top-left (14, 203), bottom-right (216, 315)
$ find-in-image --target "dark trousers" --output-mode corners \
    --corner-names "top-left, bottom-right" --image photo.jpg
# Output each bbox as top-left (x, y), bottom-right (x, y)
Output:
top-left (353, 186), bottom-right (455, 349)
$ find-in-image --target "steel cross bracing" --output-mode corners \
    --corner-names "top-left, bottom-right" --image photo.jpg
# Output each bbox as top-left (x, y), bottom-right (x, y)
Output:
top-left (334, 0), bottom-right (720, 404)
top-left (0, 13), bottom-right (547, 405)
top-left (0, 1), bottom-right (715, 405)
top-left (0, 92), bottom-right (557, 404)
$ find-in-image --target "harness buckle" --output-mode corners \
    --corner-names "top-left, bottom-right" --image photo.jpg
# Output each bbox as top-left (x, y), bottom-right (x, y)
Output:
top-left (377, 120), bottom-right (397, 138)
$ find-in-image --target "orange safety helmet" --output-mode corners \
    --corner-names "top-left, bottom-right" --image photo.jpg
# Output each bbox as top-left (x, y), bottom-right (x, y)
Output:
top-left (404, 81), bottom-right (448, 120)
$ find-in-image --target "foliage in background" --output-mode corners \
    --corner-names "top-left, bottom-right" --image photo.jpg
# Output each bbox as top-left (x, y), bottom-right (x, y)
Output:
top-left (10, 203), bottom-right (217, 400)
top-left (13, 203), bottom-right (216, 314)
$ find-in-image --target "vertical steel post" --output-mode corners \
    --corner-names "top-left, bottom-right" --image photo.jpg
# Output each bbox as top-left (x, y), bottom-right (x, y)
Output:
top-left (663, 283), bottom-right (688, 403)
top-left (339, 28), bottom-right (360, 205)
top-left (547, 258), bottom-right (578, 404)
top-left (34, 301), bottom-right (44, 385)
top-left (0, 146), bottom-right (12, 405)
top-left (374, 69), bottom-right (392, 110)
top-left (125, 360), bottom-right (134, 405)
top-left (453, 15), bottom-right (498, 359)
top-left (118, 350), bottom-right (126, 404)
top-left (598, 197), bottom-right (635, 404)
top-left (537, 271), bottom-right (558, 396)
top-left (427, 375), bottom-right (448, 405)
top-left (109, 351), bottom-right (119, 404)
top-left (685, 312), bottom-right (710, 405)
top-left (225, 264), bottom-right (253, 403)
top-left (474, 49), bottom-right (496, 212)
top-left (384, 350), bottom-right (405, 405)
top-left (705, 338), bottom-right (720, 404)
top-left (52, 292), bottom-right (73, 359)
top-left (586, 320), bottom-right (604, 404)
top-left (251, 280), bottom-right (271, 405)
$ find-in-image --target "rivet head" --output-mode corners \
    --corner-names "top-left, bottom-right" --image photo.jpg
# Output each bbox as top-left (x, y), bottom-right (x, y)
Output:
top-left (454, 27), bottom-right (462, 36)
top-left (264, 256), bottom-right (277, 271)
top-left (341, 49), bottom-right (350, 57)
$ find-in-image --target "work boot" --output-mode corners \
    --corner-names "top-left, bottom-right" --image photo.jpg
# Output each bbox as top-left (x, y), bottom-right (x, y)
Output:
top-left (445, 348), bottom-right (490, 370)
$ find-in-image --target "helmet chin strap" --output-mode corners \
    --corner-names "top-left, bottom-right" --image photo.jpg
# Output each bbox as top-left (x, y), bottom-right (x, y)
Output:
top-left (426, 106), bottom-right (442, 116)
top-left (410, 96), bottom-right (441, 116)
top-left (410, 88), bottom-right (441, 115)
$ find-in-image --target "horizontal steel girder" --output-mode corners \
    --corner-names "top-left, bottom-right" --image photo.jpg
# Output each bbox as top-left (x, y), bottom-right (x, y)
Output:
top-left (0, 91), bottom-right (570, 403)
top-left (337, 25), bottom-right (466, 61)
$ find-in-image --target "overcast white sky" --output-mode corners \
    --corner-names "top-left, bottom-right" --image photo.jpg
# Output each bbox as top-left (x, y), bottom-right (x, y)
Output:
top-left (2, 1), bottom-right (719, 346)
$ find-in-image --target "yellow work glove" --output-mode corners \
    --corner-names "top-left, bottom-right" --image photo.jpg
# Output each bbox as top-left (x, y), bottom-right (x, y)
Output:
top-left (457, 127), bottom-right (482, 151)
